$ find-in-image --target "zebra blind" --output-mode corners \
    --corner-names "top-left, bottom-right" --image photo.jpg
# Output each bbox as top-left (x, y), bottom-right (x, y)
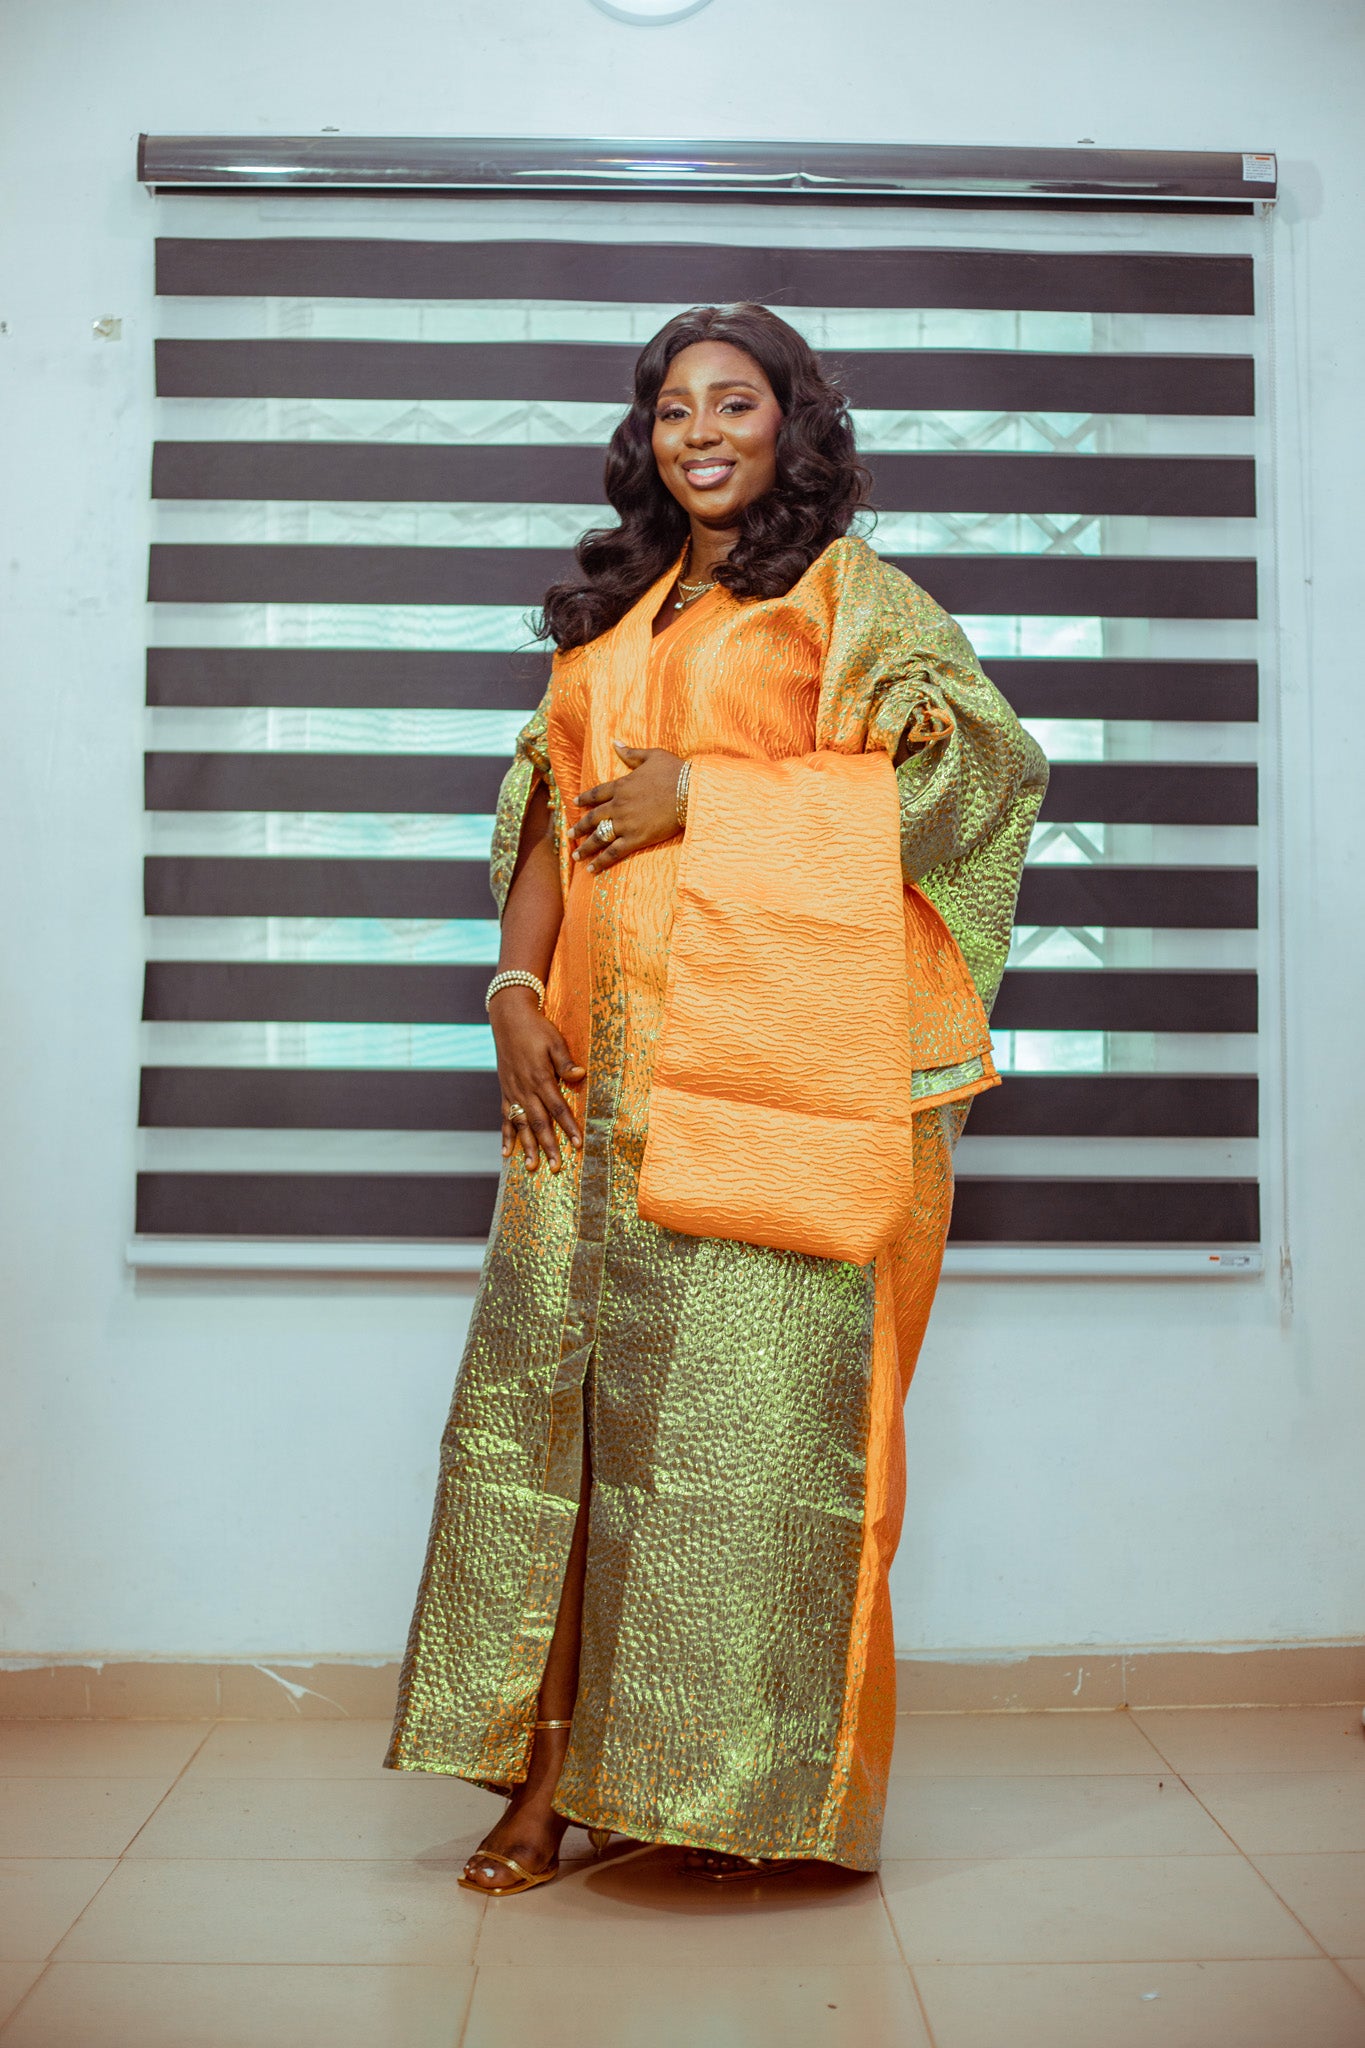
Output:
top-left (138, 201), bottom-right (1266, 1256)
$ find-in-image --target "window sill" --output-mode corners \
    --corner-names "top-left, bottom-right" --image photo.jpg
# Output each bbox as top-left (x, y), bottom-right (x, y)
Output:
top-left (125, 1239), bottom-right (1263, 1280)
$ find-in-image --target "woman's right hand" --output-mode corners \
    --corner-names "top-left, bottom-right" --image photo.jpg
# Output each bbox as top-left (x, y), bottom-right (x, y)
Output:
top-left (490, 988), bottom-right (586, 1173)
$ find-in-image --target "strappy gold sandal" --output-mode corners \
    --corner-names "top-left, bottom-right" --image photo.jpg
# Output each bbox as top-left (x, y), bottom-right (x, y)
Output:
top-left (458, 1846), bottom-right (559, 1895)
top-left (459, 1717), bottom-right (611, 1894)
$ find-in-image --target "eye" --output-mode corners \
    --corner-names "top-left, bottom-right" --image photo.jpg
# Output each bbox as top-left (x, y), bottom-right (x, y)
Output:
top-left (655, 404), bottom-right (687, 422)
top-left (718, 398), bottom-right (756, 414)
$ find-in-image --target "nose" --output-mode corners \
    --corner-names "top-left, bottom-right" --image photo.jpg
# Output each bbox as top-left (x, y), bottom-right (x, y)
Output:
top-left (684, 413), bottom-right (721, 446)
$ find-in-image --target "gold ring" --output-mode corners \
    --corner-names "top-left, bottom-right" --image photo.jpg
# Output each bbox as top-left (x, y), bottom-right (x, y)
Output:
top-left (596, 818), bottom-right (616, 846)
top-left (505, 1102), bottom-right (528, 1123)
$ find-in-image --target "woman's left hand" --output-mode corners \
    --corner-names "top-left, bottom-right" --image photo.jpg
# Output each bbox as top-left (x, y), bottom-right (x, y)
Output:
top-left (571, 741), bottom-right (685, 872)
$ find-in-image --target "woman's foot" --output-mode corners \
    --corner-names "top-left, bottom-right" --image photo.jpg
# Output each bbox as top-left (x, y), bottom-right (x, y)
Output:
top-left (463, 1722), bottom-right (573, 1893)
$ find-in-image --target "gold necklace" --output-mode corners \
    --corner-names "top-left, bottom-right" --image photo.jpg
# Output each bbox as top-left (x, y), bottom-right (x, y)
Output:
top-left (672, 554), bottom-right (717, 611)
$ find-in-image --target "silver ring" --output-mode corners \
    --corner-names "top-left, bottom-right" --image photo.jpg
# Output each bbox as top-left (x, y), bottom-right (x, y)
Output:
top-left (505, 1102), bottom-right (528, 1123)
top-left (596, 817), bottom-right (616, 846)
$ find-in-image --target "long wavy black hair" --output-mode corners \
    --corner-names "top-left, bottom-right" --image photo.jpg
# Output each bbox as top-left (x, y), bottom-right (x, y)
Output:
top-left (536, 302), bottom-right (872, 652)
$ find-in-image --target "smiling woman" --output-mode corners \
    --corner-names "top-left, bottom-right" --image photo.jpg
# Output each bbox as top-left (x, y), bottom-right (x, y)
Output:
top-left (385, 301), bottom-right (1047, 1892)
top-left (653, 339), bottom-right (782, 525)
top-left (539, 304), bottom-right (873, 656)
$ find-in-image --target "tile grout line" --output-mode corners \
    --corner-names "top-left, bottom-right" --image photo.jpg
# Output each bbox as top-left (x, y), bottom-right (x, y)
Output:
top-left (882, 1955), bottom-right (1365, 1969)
top-left (7, 1715), bottom-right (1363, 2028)
top-left (1088, 1703), bottom-right (1326, 1908)
top-left (458, 1829), bottom-right (491, 2046)
top-left (18, 1717), bottom-right (221, 1992)
top-left (1122, 1710), bottom-right (1186, 1772)
top-left (0, 1961), bottom-right (485, 2045)
top-left (887, 1719), bottom-right (1364, 1973)
top-left (1137, 1758), bottom-right (1353, 1972)
top-left (1213, 1850), bottom-right (1364, 1974)
top-left (875, 1868), bottom-right (941, 2048)
top-left (108, 1718), bottom-right (221, 1861)
top-left (450, 1804), bottom-right (512, 2048)
top-left (1114, 1703), bottom-right (1365, 1953)
top-left (0, 1842), bottom-right (143, 2041)
top-left (0, 1965), bottom-right (51, 2043)
top-left (454, 1960), bottom-right (480, 2048)
top-left (874, 1855), bottom-right (1357, 1964)
top-left (1326, 1957), bottom-right (1365, 2011)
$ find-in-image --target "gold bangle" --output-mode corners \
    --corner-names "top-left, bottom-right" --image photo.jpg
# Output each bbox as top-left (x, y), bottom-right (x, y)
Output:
top-left (675, 759), bottom-right (692, 831)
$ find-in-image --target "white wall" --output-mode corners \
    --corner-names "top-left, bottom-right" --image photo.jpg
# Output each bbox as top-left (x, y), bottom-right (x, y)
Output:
top-left (2, 0), bottom-right (1362, 1663)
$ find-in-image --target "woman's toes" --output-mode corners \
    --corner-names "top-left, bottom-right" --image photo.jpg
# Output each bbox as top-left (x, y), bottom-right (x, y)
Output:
top-left (464, 1810), bottom-right (564, 1889)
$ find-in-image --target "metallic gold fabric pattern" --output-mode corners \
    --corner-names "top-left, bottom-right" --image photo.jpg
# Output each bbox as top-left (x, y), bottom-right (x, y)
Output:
top-left (489, 694), bottom-right (559, 917)
top-left (386, 537), bottom-right (1043, 1870)
top-left (911, 1051), bottom-right (991, 1103)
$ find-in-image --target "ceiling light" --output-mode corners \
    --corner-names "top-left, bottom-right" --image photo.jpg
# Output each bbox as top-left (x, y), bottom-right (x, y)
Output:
top-left (589, 0), bottom-right (716, 22)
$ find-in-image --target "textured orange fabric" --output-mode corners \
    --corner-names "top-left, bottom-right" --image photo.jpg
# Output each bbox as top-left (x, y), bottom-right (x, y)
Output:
top-left (637, 750), bottom-right (917, 1264)
top-left (827, 1104), bottom-right (958, 1830)
top-left (638, 749), bottom-right (996, 1262)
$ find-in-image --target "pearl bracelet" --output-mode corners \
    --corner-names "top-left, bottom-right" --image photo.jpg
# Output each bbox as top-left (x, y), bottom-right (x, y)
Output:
top-left (675, 758), bottom-right (693, 831)
top-left (485, 969), bottom-right (546, 1012)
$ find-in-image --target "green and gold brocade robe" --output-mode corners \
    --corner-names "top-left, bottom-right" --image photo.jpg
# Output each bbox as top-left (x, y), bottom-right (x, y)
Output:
top-left (385, 538), bottom-right (1046, 1869)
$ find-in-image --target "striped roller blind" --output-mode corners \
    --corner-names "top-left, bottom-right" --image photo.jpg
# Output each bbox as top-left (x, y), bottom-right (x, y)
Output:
top-left (138, 201), bottom-right (1266, 1257)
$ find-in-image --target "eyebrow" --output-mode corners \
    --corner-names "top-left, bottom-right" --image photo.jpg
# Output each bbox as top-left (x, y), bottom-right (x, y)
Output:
top-left (656, 378), bottom-right (764, 400)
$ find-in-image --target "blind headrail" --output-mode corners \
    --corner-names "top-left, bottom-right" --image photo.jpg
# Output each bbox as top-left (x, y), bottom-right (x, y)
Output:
top-left (136, 135), bottom-right (1277, 207)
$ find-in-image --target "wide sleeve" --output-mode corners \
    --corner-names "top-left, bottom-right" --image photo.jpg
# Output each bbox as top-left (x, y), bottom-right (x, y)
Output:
top-left (813, 541), bottom-right (1049, 1015)
top-left (637, 748), bottom-right (921, 1265)
top-left (488, 689), bottom-right (552, 918)
top-left (487, 661), bottom-right (579, 919)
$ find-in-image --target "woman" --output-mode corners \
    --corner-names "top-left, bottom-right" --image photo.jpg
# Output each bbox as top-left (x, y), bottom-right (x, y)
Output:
top-left (385, 302), bottom-right (1047, 1889)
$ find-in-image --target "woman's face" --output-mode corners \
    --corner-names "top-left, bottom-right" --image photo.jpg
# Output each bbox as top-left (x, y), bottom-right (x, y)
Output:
top-left (650, 339), bottom-right (783, 530)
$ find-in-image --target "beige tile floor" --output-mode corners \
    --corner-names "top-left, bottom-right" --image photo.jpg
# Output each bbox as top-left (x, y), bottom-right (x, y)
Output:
top-left (1, 1707), bottom-right (1364, 2046)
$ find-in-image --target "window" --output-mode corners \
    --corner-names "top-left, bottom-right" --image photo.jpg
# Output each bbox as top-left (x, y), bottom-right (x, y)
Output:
top-left (136, 193), bottom-right (1269, 1271)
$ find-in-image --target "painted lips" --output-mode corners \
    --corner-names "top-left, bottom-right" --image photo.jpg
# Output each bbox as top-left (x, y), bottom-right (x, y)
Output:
top-left (682, 460), bottom-right (736, 489)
